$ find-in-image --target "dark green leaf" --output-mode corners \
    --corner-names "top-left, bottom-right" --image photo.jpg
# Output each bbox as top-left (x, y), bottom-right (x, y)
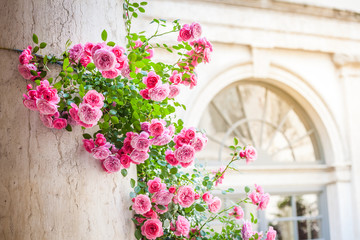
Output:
top-left (83, 133), bottom-right (92, 139)
top-left (111, 116), bottom-right (119, 124)
top-left (195, 204), bottom-right (206, 212)
top-left (121, 169), bottom-right (128, 177)
top-left (30, 70), bottom-right (38, 76)
top-left (130, 178), bottom-right (136, 188)
top-left (65, 124), bottom-right (72, 132)
top-left (39, 42), bottom-right (47, 49)
top-left (33, 46), bottom-right (39, 53)
top-left (170, 167), bottom-right (178, 174)
top-left (40, 71), bottom-right (47, 78)
top-left (32, 34), bottom-right (38, 44)
top-left (135, 229), bottom-right (142, 240)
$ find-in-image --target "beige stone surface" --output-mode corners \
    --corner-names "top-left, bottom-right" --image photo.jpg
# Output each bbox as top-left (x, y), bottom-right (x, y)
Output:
top-left (0, 0), bottom-right (135, 239)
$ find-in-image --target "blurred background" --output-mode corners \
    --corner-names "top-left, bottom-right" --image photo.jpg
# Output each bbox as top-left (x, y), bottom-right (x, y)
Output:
top-left (135, 0), bottom-right (360, 239)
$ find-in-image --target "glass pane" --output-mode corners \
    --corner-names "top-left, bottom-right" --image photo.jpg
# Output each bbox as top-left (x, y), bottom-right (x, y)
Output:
top-left (269, 220), bottom-right (295, 240)
top-left (296, 194), bottom-right (319, 217)
top-left (266, 195), bottom-right (293, 220)
top-left (297, 219), bottom-right (321, 240)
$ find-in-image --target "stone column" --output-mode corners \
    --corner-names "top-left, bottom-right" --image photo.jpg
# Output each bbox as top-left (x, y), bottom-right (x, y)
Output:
top-left (0, 1), bottom-right (135, 239)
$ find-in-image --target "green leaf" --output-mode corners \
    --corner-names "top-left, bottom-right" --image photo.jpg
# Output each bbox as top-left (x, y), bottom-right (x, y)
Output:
top-left (170, 167), bottom-right (178, 174)
top-left (157, 205), bottom-right (166, 210)
top-left (40, 71), bottom-right (47, 78)
top-left (34, 80), bottom-right (41, 86)
top-left (101, 29), bottom-right (108, 41)
top-left (195, 204), bottom-right (206, 212)
top-left (245, 186), bottom-right (250, 193)
top-left (133, 12), bottom-right (138, 18)
top-left (228, 188), bottom-right (235, 193)
top-left (111, 116), bottom-right (119, 124)
top-left (107, 41), bottom-right (116, 47)
top-left (86, 62), bottom-right (96, 71)
top-left (33, 46), bottom-right (39, 53)
top-left (138, 7), bottom-right (145, 13)
top-left (121, 169), bottom-right (128, 177)
top-left (65, 124), bottom-right (72, 132)
top-left (53, 81), bottom-right (62, 90)
top-left (140, 2), bottom-right (148, 6)
top-left (234, 137), bottom-right (239, 146)
top-left (134, 229), bottom-right (142, 240)
top-left (32, 34), bottom-right (38, 44)
top-left (63, 58), bottom-right (69, 70)
top-left (130, 178), bottom-right (136, 188)
top-left (66, 67), bottom-right (73, 73)
top-left (39, 42), bottom-right (47, 49)
top-left (30, 70), bottom-right (38, 76)
top-left (83, 133), bottom-right (92, 139)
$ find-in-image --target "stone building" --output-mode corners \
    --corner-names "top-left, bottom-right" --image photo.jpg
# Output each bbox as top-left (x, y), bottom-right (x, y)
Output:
top-left (1, 0), bottom-right (360, 239)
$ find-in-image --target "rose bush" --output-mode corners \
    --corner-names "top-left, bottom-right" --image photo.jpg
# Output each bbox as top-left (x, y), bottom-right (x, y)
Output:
top-left (18, 0), bottom-right (277, 239)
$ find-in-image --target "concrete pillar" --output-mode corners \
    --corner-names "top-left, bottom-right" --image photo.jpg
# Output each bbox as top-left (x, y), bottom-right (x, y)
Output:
top-left (0, 1), bottom-right (135, 239)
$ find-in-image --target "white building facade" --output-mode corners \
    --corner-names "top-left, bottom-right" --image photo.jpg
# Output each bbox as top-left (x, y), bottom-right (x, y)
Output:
top-left (141, 0), bottom-right (360, 239)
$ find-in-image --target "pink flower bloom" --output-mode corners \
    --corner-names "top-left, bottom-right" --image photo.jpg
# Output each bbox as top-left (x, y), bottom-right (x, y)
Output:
top-left (154, 204), bottom-right (168, 214)
top-left (36, 99), bottom-right (58, 116)
top-left (202, 192), bottom-right (213, 204)
top-left (131, 134), bottom-right (151, 151)
top-left (213, 167), bottom-right (225, 186)
top-left (141, 219), bottom-right (163, 240)
top-left (19, 52), bottom-right (33, 65)
top-left (190, 22), bottom-right (202, 39)
top-left (23, 99), bottom-right (37, 111)
top-left (53, 118), bottom-right (67, 129)
top-left (258, 193), bottom-right (270, 210)
top-left (78, 103), bottom-right (102, 125)
top-left (245, 146), bottom-right (257, 164)
top-left (185, 128), bottom-right (196, 139)
top-left (143, 71), bottom-right (160, 89)
top-left (149, 120), bottom-right (165, 137)
top-left (140, 88), bottom-right (150, 100)
top-left (42, 88), bottom-right (60, 104)
top-left (168, 85), bottom-right (180, 99)
top-left (92, 146), bottom-right (111, 160)
top-left (151, 134), bottom-right (171, 146)
top-left (141, 122), bottom-right (150, 133)
top-left (242, 221), bottom-right (253, 240)
top-left (39, 114), bottom-right (53, 128)
top-left (18, 64), bottom-right (37, 80)
top-left (248, 191), bottom-right (261, 205)
top-left (265, 226), bottom-right (277, 240)
top-left (133, 194), bottom-right (152, 215)
top-left (208, 197), bottom-right (221, 213)
top-left (112, 45), bottom-right (125, 60)
top-left (84, 42), bottom-right (94, 56)
top-left (149, 84), bottom-right (170, 102)
top-left (190, 135), bottom-right (207, 152)
top-left (83, 139), bottom-right (95, 153)
top-left (69, 44), bottom-right (84, 61)
top-left (169, 186), bottom-right (176, 193)
top-left (170, 71), bottom-right (182, 85)
top-left (152, 190), bottom-right (174, 205)
top-left (145, 47), bottom-right (154, 59)
top-left (176, 186), bottom-right (195, 208)
top-left (174, 145), bottom-right (195, 163)
top-left (178, 24), bottom-right (192, 42)
top-left (83, 90), bottom-right (104, 108)
top-left (165, 150), bottom-right (179, 166)
top-left (93, 48), bottom-right (117, 71)
top-left (147, 177), bottom-right (166, 194)
top-left (130, 150), bottom-right (149, 164)
top-left (143, 208), bottom-right (158, 219)
top-left (134, 40), bottom-right (143, 49)
top-left (102, 156), bottom-right (121, 173)
top-left (80, 56), bottom-right (91, 67)
top-left (95, 133), bottom-right (107, 146)
top-left (229, 206), bottom-right (244, 220)
top-left (180, 161), bottom-right (193, 168)
top-left (120, 154), bottom-right (131, 168)
top-left (255, 184), bottom-right (264, 194)
top-left (175, 215), bottom-right (190, 237)
top-left (102, 69), bottom-right (120, 79)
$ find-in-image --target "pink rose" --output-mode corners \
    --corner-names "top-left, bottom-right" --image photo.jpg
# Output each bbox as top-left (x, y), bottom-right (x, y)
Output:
top-left (39, 114), bottom-right (54, 128)
top-left (78, 103), bottom-right (102, 125)
top-left (84, 42), bottom-right (94, 56)
top-left (189, 73), bottom-right (197, 89)
top-left (80, 56), bottom-right (91, 67)
top-left (102, 156), bottom-right (121, 173)
top-left (265, 226), bottom-right (277, 240)
top-left (83, 90), bottom-right (105, 108)
top-left (248, 191), bottom-right (261, 205)
top-left (255, 184), bottom-right (264, 194)
top-left (133, 194), bottom-right (151, 215)
top-left (120, 154), bottom-right (131, 168)
top-left (92, 146), bottom-right (111, 160)
top-left (258, 193), bottom-right (270, 210)
top-left (83, 139), bottom-right (95, 153)
top-left (18, 64), bottom-right (37, 79)
top-left (93, 48), bottom-right (117, 71)
top-left (134, 40), bottom-right (143, 49)
top-left (69, 44), bottom-right (84, 61)
top-left (175, 215), bottom-right (190, 237)
top-left (149, 120), bottom-right (165, 136)
top-left (102, 69), bottom-right (120, 79)
top-left (174, 145), bottom-right (195, 163)
top-left (229, 206), bottom-right (244, 220)
top-left (149, 84), bottom-right (170, 102)
top-left (168, 85), bottom-right (180, 99)
top-left (145, 47), bottom-right (154, 59)
top-left (143, 208), bottom-right (158, 219)
top-left (143, 71), bottom-right (160, 89)
top-left (112, 45), bottom-right (125, 59)
top-left (190, 22), bottom-right (202, 39)
top-left (95, 133), bottom-right (107, 146)
top-left (42, 88), bottom-right (60, 104)
top-left (242, 221), bottom-right (253, 240)
top-left (23, 99), bottom-right (37, 111)
top-left (131, 134), bottom-right (151, 151)
top-left (141, 219), bottom-right (163, 240)
top-left (185, 128), bottom-right (196, 139)
top-left (140, 88), bottom-right (150, 100)
top-left (169, 186), bottom-right (176, 193)
top-left (151, 134), bottom-right (171, 146)
top-left (91, 42), bottom-right (106, 56)
top-left (130, 150), bottom-right (149, 164)
top-left (141, 122), bottom-right (150, 133)
top-left (53, 118), bottom-right (67, 129)
top-left (170, 71), bottom-right (182, 85)
top-left (208, 197), bottom-right (221, 213)
top-left (147, 177), bottom-right (166, 194)
top-left (36, 99), bottom-right (58, 116)
top-left (245, 146), bottom-right (257, 164)
top-left (176, 186), bottom-right (195, 208)
top-left (165, 151), bottom-right (179, 166)
top-left (202, 192), bottom-right (213, 204)
top-left (152, 190), bottom-right (174, 205)
top-left (190, 136), bottom-right (207, 152)
top-left (178, 24), bottom-right (192, 42)
top-left (19, 52), bottom-right (33, 65)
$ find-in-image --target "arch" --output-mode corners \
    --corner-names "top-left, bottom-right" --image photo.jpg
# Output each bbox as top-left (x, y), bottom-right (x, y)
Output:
top-left (185, 62), bottom-right (345, 165)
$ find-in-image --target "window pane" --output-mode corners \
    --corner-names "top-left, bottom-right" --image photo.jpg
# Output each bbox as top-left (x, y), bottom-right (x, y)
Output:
top-left (269, 220), bottom-right (295, 240)
top-left (297, 219), bottom-right (321, 240)
top-left (296, 194), bottom-right (319, 217)
top-left (266, 195), bottom-right (294, 220)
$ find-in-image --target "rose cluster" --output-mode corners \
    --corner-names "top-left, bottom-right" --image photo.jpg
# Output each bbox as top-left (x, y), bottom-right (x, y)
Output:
top-left (23, 80), bottom-right (68, 129)
top-left (202, 191), bottom-right (222, 213)
top-left (248, 184), bottom-right (270, 210)
top-left (228, 206), bottom-right (244, 220)
top-left (240, 145), bottom-right (258, 164)
top-left (69, 90), bottom-right (104, 128)
top-left (17, 45), bottom-right (37, 80)
top-left (242, 221), bottom-right (277, 240)
top-left (140, 71), bottom-right (180, 102)
top-left (68, 42), bottom-right (129, 79)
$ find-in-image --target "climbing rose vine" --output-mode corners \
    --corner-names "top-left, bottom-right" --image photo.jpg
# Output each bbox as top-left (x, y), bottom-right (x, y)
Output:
top-left (18, 0), bottom-right (277, 239)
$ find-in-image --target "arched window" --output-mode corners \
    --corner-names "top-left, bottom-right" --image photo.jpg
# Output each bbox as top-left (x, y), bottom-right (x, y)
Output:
top-left (197, 81), bottom-right (329, 239)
